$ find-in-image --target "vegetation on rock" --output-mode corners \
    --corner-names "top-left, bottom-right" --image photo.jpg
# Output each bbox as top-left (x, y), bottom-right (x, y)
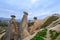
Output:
top-left (49, 30), bottom-right (60, 40)
top-left (31, 28), bottom-right (47, 40)
top-left (40, 16), bottom-right (59, 28)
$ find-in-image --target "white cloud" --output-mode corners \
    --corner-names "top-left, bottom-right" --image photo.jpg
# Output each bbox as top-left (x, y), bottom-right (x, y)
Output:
top-left (30, 0), bottom-right (38, 3)
top-left (28, 5), bottom-right (57, 19)
top-left (0, 0), bottom-right (60, 19)
top-left (0, 8), bottom-right (17, 14)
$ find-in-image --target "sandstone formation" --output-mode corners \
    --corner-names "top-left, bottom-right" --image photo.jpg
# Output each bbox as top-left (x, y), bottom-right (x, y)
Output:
top-left (0, 14), bottom-right (60, 40)
top-left (18, 12), bottom-right (30, 40)
top-left (2, 15), bottom-right (18, 40)
top-left (28, 16), bottom-right (48, 34)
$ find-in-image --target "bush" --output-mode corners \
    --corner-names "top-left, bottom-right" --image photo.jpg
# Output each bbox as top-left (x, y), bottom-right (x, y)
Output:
top-left (49, 30), bottom-right (60, 40)
top-left (31, 28), bottom-right (47, 40)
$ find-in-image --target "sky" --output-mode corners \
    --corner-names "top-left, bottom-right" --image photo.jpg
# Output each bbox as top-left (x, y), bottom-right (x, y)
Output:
top-left (0, 0), bottom-right (60, 20)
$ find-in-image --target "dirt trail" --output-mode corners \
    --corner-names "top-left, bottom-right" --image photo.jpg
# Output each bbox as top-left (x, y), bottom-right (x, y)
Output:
top-left (0, 32), bottom-right (5, 39)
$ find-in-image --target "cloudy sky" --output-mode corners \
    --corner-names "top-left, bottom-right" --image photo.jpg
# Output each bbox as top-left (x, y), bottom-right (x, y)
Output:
top-left (0, 0), bottom-right (60, 20)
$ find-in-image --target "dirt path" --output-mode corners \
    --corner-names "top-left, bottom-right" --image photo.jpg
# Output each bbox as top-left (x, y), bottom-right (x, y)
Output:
top-left (0, 32), bottom-right (5, 39)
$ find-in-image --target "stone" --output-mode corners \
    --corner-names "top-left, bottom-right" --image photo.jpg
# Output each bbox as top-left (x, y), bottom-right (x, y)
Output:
top-left (18, 12), bottom-right (30, 40)
top-left (2, 15), bottom-right (18, 40)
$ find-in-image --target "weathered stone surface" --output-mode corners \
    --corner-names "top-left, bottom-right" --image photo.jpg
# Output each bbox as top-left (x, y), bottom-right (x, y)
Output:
top-left (18, 12), bottom-right (30, 40)
top-left (47, 18), bottom-right (60, 28)
top-left (2, 15), bottom-right (18, 40)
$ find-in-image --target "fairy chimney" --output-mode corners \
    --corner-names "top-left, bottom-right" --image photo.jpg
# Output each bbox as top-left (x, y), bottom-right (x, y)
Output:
top-left (33, 17), bottom-right (37, 26)
top-left (10, 15), bottom-right (18, 40)
top-left (10, 15), bottom-right (18, 33)
top-left (18, 12), bottom-right (30, 40)
top-left (34, 17), bottom-right (37, 23)
top-left (2, 15), bottom-right (18, 40)
top-left (22, 11), bottom-right (28, 30)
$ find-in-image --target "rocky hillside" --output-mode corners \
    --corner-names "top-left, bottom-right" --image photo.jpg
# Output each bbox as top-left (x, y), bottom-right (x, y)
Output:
top-left (24, 14), bottom-right (60, 40)
top-left (29, 14), bottom-right (60, 40)
top-left (0, 14), bottom-right (60, 40)
top-left (30, 24), bottom-right (60, 40)
top-left (40, 15), bottom-right (59, 28)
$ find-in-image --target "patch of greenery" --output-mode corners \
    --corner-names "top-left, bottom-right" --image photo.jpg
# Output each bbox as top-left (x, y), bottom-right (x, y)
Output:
top-left (31, 36), bottom-right (44, 40)
top-left (37, 28), bottom-right (47, 38)
top-left (40, 16), bottom-right (59, 28)
top-left (0, 20), bottom-right (8, 27)
top-left (49, 30), bottom-right (60, 40)
top-left (31, 28), bottom-right (47, 40)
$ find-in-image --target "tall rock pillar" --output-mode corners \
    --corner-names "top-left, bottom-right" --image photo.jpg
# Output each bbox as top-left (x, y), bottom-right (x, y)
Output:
top-left (29, 17), bottom-right (37, 34)
top-left (33, 17), bottom-right (37, 26)
top-left (18, 12), bottom-right (30, 40)
top-left (2, 15), bottom-right (18, 40)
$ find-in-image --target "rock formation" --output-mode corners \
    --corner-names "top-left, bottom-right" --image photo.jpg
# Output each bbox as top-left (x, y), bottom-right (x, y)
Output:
top-left (2, 15), bottom-right (18, 40)
top-left (18, 12), bottom-right (30, 40)
top-left (47, 18), bottom-right (60, 28)
top-left (0, 13), bottom-right (60, 40)
top-left (28, 17), bottom-right (46, 34)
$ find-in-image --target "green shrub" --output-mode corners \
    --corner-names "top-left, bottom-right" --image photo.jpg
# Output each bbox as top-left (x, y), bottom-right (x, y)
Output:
top-left (31, 29), bottom-right (47, 40)
top-left (49, 30), bottom-right (60, 40)
top-left (37, 28), bottom-right (47, 38)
